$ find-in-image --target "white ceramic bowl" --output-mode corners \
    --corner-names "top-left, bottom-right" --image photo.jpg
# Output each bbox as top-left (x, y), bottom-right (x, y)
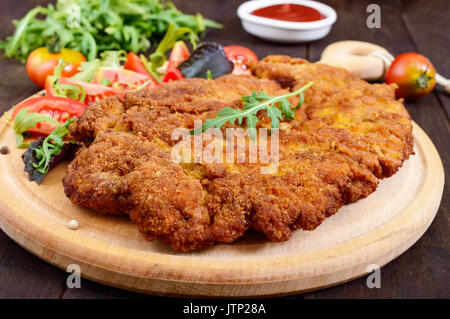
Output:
top-left (237, 0), bottom-right (337, 43)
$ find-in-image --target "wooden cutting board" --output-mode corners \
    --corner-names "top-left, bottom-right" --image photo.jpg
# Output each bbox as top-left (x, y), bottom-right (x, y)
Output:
top-left (0, 113), bottom-right (444, 297)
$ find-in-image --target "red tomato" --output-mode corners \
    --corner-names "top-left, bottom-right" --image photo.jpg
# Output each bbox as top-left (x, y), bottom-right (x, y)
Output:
top-left (93, 67), bottom-right (160, 90)
top-left (11, 96), bottom-right (86, 136)
top-left (26, 47), bottom-right (86, 89)
top-left (224, 45), bottom-right (258, 75)
top-left (162, 41), bottom-right (190, 83)
top-left (124, 52), bottom-right (150, 76)
top-left (163, 66), bottom-right (184, 83)
top-left (385, 52), bottom-right (436, 100)
top-left (168, 41), bottom-right (190, 67)
top-left (45, 76), bottom-right (124, 105)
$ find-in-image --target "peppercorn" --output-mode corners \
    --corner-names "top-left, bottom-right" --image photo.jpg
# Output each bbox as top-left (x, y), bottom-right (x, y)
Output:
top-left (0, 146), bottom-right (10, 155)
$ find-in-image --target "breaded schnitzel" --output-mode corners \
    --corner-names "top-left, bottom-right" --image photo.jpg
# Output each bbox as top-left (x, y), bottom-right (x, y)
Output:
top-left (63, 56), bottom-right (414, 251)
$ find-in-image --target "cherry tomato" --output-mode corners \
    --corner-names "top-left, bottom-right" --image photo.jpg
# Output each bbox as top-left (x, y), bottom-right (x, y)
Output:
top-left (385, 52), bottom-right (436, 100)
top-left (26, 47), bottom-right (86, 89)
top-left (224, 45), bottom-right (259, 75)
top-left (11, 96), bottom-right (86, 136)
top-left (45, 76), bottom-right (124, 105)
top-left (163, 41), bottom-right (190, 83)
top-left (93, 67), bottom-right (160, 90)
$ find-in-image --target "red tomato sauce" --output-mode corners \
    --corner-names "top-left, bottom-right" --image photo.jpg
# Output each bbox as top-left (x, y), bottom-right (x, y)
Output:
top-left (251, 4), bottom-right (325, 22)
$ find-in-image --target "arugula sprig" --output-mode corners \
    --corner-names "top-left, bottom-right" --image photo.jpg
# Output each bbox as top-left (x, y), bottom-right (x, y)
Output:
top-left (32, 118), bottom-right (75, 174)
top-left (51, 59), bottom-right (86, 103)
top-left (72, 50), bottom-right (127, 82)
top-left (13, 108), bottom-right (60, 148)
top-left (1, 0), bottom-right (222, 63)
top-left (140, 23), bottom-right (196, 83)
top-left (192, 81), bottom-right (314, 140)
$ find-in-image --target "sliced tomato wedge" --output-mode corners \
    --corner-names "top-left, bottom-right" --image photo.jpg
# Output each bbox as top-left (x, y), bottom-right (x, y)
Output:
top-left (168, 41), bottom-right (190, 67)
top-left (162, 41), bottom-right (190, 83)
top-left (93, 67), bottom-right (160, 90)
top-left (224, 45), bottom-right (259, 75)
top-left (11, 96), bottom-right (86, 136)
top-left (124, 52), bottom-right (150, 76)
top-left (163, 66), bottom-right (184, 83)
top-left (45, 76), bottom-right (124, 105)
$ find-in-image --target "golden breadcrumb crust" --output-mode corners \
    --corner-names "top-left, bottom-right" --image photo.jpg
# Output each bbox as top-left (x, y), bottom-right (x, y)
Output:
top-left (63, 56), bottom-right (414, 251)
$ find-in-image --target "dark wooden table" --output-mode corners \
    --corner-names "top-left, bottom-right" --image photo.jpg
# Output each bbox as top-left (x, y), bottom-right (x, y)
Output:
top-left (0, 0), bottom-right (448, 299)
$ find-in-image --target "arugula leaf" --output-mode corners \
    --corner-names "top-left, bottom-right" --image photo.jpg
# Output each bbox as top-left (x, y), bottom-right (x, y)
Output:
top-left (71, 59), bottom-right (101, 82)
top-left (50, 59), bottom-right (86, 103)
top-left (192, 82), bottom-right (314, 141)
top-left (1, 0), bottom-right (222, 63)
top-left (22, 118), bottom-right (78, 184)
top-left (22, 139), bottom-right (47, 184)
top-left (143, 23), bottom-right (198, 82)
top-left (71, 50), bottom-right (126, 82)
top-left (140, 54), bottom-right (162, 84)
top-left (4, 6), bottom-right (47, 61)
top-left (98, 50), bottom-right (127, 69)
top-left (13, 108), bottom-right (60, 148)
top-left (32, 118), bottom-right (75, 174)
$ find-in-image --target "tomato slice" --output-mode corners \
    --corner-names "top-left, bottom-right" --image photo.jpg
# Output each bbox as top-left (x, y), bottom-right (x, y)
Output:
top-left (168, 41), bottom-right (190, 67)
top-left (224, 45), bottom-right (259, 75)
top-left (93, 67), bottom-right (160, 90)
top-left (124, 52), bottom-right (161, 88)
top-left (11, 96), bottom-right (86, 136)
top-left (162, 41), bottom-right (189, 83)
top-left (163, 65), bottom-right (184, 83)
top-left (124, 52), bottom-right (150, 76)
top-left (45, 76), bottom-right (124, 105)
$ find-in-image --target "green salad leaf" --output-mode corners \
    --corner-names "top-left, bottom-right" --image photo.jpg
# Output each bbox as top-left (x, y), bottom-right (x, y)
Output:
top-left (72, 50), bottom-right (126, 82)
top-left (21, 118), bottom-right (79, 184)
top-left (50, 59), bottom-right (86, 103)
top-left (1, 0), bottom-right (222, 62)
top-left (32, 118), bottom-right (75, 174)
top-left (13, 108), bottom-right (60, 148)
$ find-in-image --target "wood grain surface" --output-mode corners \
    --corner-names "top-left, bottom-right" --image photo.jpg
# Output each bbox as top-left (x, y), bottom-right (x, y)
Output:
top-left (0, 0), bottom-right (448, 299)
top-left (0, 113), bottom-right (444, 297)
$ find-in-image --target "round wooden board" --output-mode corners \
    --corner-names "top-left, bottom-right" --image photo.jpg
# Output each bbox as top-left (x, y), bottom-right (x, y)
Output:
top-left (0, 113), bottom-right (444, 297)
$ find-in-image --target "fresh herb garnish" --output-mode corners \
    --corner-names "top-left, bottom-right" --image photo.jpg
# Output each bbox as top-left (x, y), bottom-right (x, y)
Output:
top-left (32, 118), bottom-right (76, 174)
top-left (13, 108), bottom-right (60, 148)
top-left (72, 50), bottom-right (127, 82)
top-left (140, 54), bottom-right (163, 84)
top-left (51, 60), bottom-right (86, 103)
top-left (0, 0), bottom-right (222, 62)
top-left (192, 81), bottom-right (314, 140)
top-left (136, 23), bottom-right (197, 83)
top-left (22, 120), bottom-right (78, 185)
top-left (100, 78), bottom-right (111, 86)
top-left (22, 139), bottom-right (48, 184)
